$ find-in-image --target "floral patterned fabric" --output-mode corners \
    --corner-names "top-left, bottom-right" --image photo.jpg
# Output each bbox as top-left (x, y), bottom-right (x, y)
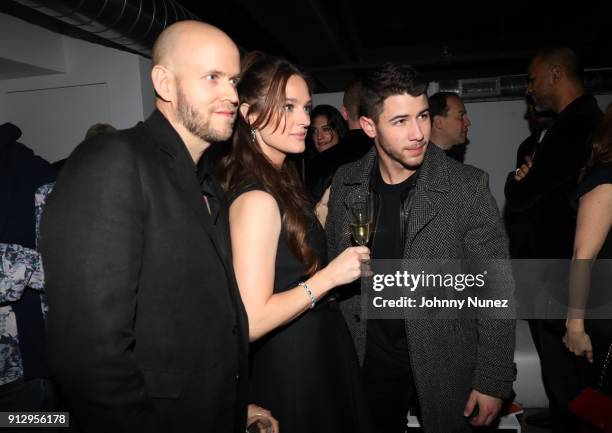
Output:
top-left (0, 182), bottom-right (53, 385)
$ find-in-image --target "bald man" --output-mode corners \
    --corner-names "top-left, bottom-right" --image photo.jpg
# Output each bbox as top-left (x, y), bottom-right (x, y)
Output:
top-left (505, 47), bottom-right (602, 432)
top-left (41, 21), bottom-right (249, 433)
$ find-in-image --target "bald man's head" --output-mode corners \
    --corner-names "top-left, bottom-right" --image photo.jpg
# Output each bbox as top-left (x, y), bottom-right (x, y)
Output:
top-left (152, 21), bottom-right (238, 72)
top-left (533, 47), bottom-right (584, 84)
top-left (527, 47), bottom-right (585, 113)
top-left (150, 20), bottom-right (240, 154)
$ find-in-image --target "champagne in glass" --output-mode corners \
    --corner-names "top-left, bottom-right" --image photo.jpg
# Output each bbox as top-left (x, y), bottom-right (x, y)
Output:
top-left (349, 193), bottom-right (373, 246)
top-left (351, 221), bottom-right (372, 246)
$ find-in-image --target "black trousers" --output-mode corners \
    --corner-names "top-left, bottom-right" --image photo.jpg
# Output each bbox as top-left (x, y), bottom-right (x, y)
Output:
top-left (362, 348), bottom-right (417, 433)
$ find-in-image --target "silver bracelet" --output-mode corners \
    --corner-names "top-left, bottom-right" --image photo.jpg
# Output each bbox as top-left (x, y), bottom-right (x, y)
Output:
top-left (298, 281), bottom-right (316, 309)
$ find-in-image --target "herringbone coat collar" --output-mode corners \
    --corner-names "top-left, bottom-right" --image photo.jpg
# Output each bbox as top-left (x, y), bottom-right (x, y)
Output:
top-left (343, 143), bottom-right (450, 191)
top-left (342, 143), bottom-right (451, 256)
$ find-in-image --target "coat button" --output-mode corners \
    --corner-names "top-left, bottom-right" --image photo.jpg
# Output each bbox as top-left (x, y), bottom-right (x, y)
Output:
top-left (232, 325), bottom-right (238, 335)
top-left (235, 374), bottom-right (240, 380)
top-left (354, 314), bottom-right (361, 322)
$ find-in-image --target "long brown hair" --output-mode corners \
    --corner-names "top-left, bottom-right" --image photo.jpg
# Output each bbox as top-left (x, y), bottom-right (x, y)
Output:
top-left (581, 109), bottom-right (612, 181)
top-left (221, 52), bottom-right (319, 274)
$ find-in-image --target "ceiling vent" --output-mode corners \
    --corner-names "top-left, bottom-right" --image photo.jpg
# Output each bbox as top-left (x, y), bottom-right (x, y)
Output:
top-left (458, 77), bottom-right (501, 98)
top-left (438, 69), bottom-right (612, 101)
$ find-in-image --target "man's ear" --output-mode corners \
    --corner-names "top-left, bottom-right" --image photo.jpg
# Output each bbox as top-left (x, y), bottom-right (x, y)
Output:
top-left (151, 65), bottom-right (175, 102)
top-left (550, 64), bottom-right (563, 84)
top-left (433, 115), bottom-right (443, 130)
top-left (340, 105), bottom-right (349, 121)
top-left (360, 116), bottom-right (377, 139)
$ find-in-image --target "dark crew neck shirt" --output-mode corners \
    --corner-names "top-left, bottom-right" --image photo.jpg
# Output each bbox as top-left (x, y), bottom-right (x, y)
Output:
top-left (367, 164), bottom-right (416, 361)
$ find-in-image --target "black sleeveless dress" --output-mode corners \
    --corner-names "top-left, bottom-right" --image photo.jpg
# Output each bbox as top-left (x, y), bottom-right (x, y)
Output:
top-left (574, 163), bottom-right (612, 392)
top-left (230, 184), bottom-right (373, 433)
top-left (576, 163), bottom-right (612, 259)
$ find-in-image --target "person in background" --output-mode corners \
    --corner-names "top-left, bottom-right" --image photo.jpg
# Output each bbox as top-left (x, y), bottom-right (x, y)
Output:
top-left (339, 79), bottom-right (375, 162)
top-left (83, 123), bottom-right (116, 140)
top-left (428, 92), bottom-right (471, 162)
top-left (310, 104), bottom-right (347, 154)
top-left (312, 80), bottom-right (375, 215)
top-left (52, 123), bottom-right (117, 171)
top-left (563, 110), bottom-right (612, 430)
top-left (0, 122), bottom-right (58, 422)
top-left (304, 104), bottom-right (348, 201)
top-left (504, 97), bottom-right (555, 258)
top-left (505, 46), bottom-right (603, 432)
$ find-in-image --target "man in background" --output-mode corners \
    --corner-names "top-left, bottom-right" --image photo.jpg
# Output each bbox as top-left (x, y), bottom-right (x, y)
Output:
top-left (505, 47), bottom-right (603, 432)
top-left (428, 91), bottom-right (471, 162)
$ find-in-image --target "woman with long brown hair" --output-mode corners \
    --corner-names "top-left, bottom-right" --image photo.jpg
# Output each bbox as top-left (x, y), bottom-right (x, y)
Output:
top-left (221, 52), bottom-right (372, 432)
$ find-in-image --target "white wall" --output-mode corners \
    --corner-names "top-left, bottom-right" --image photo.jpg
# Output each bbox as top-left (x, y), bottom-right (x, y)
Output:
top-left (463, 99), bottom-right (530, 208)
top-left (313, 91), bottom-right (343, 109)
top-left (466, 94), bottom-right (612, 209)
top-left (6, 83), bottom-right (111, 163)
top-left (0, 13), bottom-right (66, 78)
top-left (0, 83), bottom-right (6, 122)
top-left (313, 91), bottom-right (612, 209)
top-left (0, 13), bottom-right (154, 163)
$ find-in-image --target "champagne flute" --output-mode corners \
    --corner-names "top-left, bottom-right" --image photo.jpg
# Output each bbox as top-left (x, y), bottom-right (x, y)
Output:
top-left (349, 192), bottom-right (373, 246)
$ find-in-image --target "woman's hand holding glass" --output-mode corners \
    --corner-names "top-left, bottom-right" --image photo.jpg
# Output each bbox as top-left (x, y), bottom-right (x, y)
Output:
top-left (347, 192), bottom-right (373, 276)
top-left (319, 246), bottom-right (370, 287)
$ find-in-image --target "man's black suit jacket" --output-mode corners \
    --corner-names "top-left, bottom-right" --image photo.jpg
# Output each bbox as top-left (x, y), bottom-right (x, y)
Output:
top-left (41, 110), bottom-right (249, 433)
top-left (504, 94), bottom-right (603, 258)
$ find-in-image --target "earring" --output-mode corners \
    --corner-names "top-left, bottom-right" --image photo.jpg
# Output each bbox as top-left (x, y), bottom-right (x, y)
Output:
top-left (250, 127), bottom-right (257, 142)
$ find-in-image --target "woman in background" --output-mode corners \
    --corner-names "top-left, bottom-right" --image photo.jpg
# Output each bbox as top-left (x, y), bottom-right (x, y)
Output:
top-left (563, 107), bottom-right (612, 410)
top-left (309, 104), bottom-right (347, 153)
top-left (304, 105), bottom-right (348, 202)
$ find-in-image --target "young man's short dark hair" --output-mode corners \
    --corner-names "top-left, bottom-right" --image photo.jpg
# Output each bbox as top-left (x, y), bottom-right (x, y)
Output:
top-left (359, 63), bottom-right (428, 122)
